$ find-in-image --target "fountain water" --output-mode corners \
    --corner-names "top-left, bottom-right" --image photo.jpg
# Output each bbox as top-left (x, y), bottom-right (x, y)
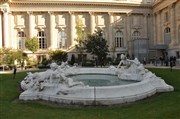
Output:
top-left (19, 56), bottom-right (173, 105)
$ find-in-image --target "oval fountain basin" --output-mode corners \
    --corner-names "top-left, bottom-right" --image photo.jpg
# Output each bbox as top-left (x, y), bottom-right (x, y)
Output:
top-left (19, 66), bottom-right (173, 106)
top-left (68, 74), bottom-right (138, 87)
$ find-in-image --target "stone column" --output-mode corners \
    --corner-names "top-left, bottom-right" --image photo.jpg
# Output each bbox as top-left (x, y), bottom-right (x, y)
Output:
top-left (169, 4), bottom-right (176, 46)
top-left (69, 12), bottom-right (75, 46)
top-left (89, 12), bottom-right (95, 35)
top-left (126, 13), bottom-right (131, 41)
top-left (0, 12), bottom-right (2, 48)
top-left (108, 12), bottom-right (113, 50)
top-left (27, 11), bottom-right (33, 38)
top-left (157, 11), bottom-right (161, 44)
top-left (143, 13), bottom-right (148, 38)
top-left (153, 13), bottom-right (157, 45)
top-left (3, 8), bottom-right (9, 48)
top-left (48, 11), bottom-right (55, 49)
top-left (161, 11), bottom-right (164, 44)
top-left (126, 13), bottom-right (131, 55)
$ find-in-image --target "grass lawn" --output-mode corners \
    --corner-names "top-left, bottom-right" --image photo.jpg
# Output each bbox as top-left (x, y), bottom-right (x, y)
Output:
top-left (0, 68), bottom-right (180, 119)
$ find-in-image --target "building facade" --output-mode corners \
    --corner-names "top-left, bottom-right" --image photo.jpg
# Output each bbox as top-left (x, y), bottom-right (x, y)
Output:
top-left (152, 0), bottom-right (180, 61)
top-left (0, 0), bottom-right (179, 61)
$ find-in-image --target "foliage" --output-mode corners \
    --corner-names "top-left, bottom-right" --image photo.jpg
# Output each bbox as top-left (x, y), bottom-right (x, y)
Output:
top-left (0, 48), bottom-right (27, 67)
top-left (27, 59), bottom-right (38, 68)
top-left (75, 17), bottom-right (86, 62)
top-left (111, 42), bottom-right (116, 62)
top-left (48, 49), bottom-right (67, 64)
top-left (41, 55), bottom-right (49, 66)
top-left (70, 54), bottom-right (76, 66)
top-left (82, 60), bottom-right (95, 67)
top-left (25, 37), bottom-right (39, 53)
top-left (0, 68), bottom-right (180, 119)
top-left (75, 17), bottom-right (86, 43)
top-left (0, 48), bottom-right (11, 65)
top-left (36, 55), bottom-right (50, 67)
top-left (83, 30), bottom-right (109, 66)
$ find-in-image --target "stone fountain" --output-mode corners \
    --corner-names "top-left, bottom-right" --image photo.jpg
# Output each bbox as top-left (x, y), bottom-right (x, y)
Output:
top-left (19, 55), bottom-right (173, 105)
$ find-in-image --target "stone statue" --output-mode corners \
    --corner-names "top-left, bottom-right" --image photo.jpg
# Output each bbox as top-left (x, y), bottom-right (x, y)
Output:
top-left (21, 62), bottom-right (84, 92)
top-left (116, 54), bottom-right (150, 81)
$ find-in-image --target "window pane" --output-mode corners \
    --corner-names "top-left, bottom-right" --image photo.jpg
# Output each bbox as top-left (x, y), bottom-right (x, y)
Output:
top-left (115, 31), bottom-right (123, 48)
top-left (57, 31), bottom-right (66, 48)
top-left (38, 32), bottom-right (41, 36)
top-left (38, 31), bottom-right (46, 49)
top-left (17, 32), bottom-right (26, 49)
top-left (132, 31), bottom-right (140, 40)
top-left (42, 32), bottom-right (44, 36)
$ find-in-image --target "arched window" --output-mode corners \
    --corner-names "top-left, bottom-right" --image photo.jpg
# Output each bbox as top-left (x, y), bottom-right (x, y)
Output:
top-left (164, 27), bottom-right (171, 45)
top-left (115, 31), bottom-right (123, 48)
top-left (165, 27), bottom-right (171, 33)
top-left (178, 25), bottom-right (180, 44)
top-left (37, 31), bottom-right (47, 49)
top-left (17, 31), bottom-right (26, 49)
top-left (57, 31), bottom-right (66, 48)
top-left (132, 31), bottom-right (140, 40)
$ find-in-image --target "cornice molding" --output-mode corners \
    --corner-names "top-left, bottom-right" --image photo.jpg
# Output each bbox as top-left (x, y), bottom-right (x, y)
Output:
top-left (1, 0), bottom-right (8, 2)
top-left (9, 1), bottom-right (153, 9)
top-left (27, 11), bottom-right (33, 15)
top-left (152, 0), bottom-right (163, 7)
top-left (152, 0), bottom-right (177, 13)
top-left (0, 0), bottom-right (8, 4)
